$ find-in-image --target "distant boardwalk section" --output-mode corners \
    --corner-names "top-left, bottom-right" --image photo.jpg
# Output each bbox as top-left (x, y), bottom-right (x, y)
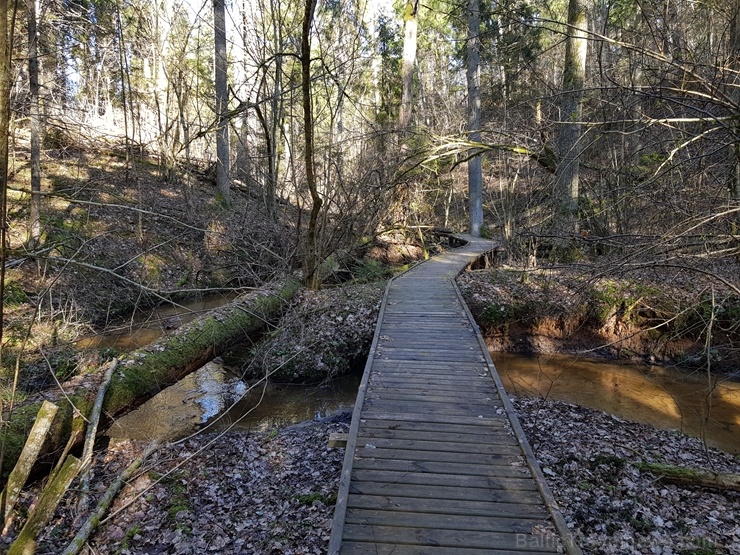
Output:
top-left (329, 235), bottom-right (580, 555)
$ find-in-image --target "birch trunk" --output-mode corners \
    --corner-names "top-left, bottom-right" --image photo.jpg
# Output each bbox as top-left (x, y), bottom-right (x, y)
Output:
top-left (467, 0), bottom-right (483, 237)
top-left (554, 0), bottom-right (588, 234)
top-left (1, 402), bottom-right (59, 528)
top-left (399, 0), bottom-right (419, 130)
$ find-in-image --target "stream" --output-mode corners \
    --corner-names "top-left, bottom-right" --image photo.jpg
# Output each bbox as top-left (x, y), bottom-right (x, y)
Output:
top-left (492, 352), bottom-right (740, 455)
top-left (89, 297), bottom-right (739, 454)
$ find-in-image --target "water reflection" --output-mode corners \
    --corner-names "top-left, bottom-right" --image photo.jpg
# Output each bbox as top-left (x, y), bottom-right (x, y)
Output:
top-left (107, 363), bottom-right (360, 442)
top-left (492, 352), bottom-right (740, 455)
top-left (210, 375), bottom-right (359, 433)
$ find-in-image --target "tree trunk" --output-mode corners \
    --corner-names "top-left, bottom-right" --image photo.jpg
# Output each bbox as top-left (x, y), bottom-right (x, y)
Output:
top-left (61, 442), bottom-right (159, 555)
top-left (0, 1), bottom-right (18, 464)
top-left (27, 0), bottom-right (42, 248)
top-left (7, 456), bottom-right (82, 555)
top-left (1, 401), bottom-right (58, 528)
top-left (214, 0), bottom-right (231, 205)
top-left (467, 0), bottom-right (483, 237)
top-left (301, 0), bottom-right (322, 290)
top-left (636, 462), bottom-right (740, 492)
top-left (398, 0), bottom-right (419, 130)
top-left (554, 0), bottom-right (588, 234)
top-left (1, 279), bottom-right (300, 482)
top-left (729, 7), bottom-right (740, 208)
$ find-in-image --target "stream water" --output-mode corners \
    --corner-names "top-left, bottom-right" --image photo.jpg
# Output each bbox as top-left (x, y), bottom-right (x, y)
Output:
top-left (77, 293), bottom-right (239, 351)
top-left (492, 352), bottom-right (740, 455)
top-left (107, 363), bottom-right (361, 442)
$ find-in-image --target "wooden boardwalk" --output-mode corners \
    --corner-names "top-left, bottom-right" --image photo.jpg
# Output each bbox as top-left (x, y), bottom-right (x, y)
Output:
top-left (329, 236), bottom-right (580, 555)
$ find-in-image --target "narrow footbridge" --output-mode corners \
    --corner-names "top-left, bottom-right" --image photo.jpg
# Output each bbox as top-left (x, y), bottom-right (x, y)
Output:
top-left (329, 236), bottom-right (580, 555)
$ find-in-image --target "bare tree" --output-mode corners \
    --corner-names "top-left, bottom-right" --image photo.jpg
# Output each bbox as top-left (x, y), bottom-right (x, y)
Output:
top-left (302, 0), bottom-right (321, 289)
top-left (0, 0), bottom-right (18, 499)
top-left (399, 0), bottom-right (419, 130)
top-left (730, 5), bottom-right (740, 207)
top-left (27, 0), bottom-right (42, 247)
top-left (554, 0), bottom-right (588, 234)
top-left (214, 0), bottom-right (231, 205)
top-left (467, 0), bottom-right (483, 236)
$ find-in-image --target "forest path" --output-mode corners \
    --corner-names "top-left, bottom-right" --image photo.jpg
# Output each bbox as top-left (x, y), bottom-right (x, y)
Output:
top-left (328, 235), bottom-right (580, 555)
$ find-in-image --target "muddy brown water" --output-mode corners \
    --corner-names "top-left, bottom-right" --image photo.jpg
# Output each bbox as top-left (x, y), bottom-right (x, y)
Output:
top-left (107, 363), bottom-right (360, 441)
top-left (76, 293), bottom-right (239, 351)
top-left (493, 352), bottom-right (740, 455)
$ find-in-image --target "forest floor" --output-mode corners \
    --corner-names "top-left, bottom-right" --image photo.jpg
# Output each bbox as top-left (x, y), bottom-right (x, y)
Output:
top-left (10, 400), bottom-right (737, 554)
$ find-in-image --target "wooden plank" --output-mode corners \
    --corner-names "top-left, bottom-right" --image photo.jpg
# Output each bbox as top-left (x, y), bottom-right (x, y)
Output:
top-left (346, 494), bottom-right (549, 519)
top-left (351, 457), bottom-right (531, 479)
top-left (377, 334), bottom-right (476, 341)
top-left (376, 341), bottom-right (480, 351)
top-left (350, 469), bottom-right (539, 492)
top-left (372, 361), bottom-right (488, 371)
top-left (368, 385), bottom-right (495, 398)
top-left (347, 482), bottom-right (544, 504)
top-left (370, 372), bottom-right (489, 383)
top-left (354, 427), bottom-right (512, 446)
top-left (374, 350), bottom-right (485, 361)
top-left (371, 372), bottom-right (494, 384)
top-left (364, 389), bottom-right (498, 404)
top-left (340, 543), bottom-right (558, 555)
top-left (358, 418), bottom-right (508, 434)
top-left (329, 432), bottom-right (349, 448)
top-left (359, 411), bottom-right (507, 426)
top-left (363, 394), bottom-right (498, 408)
top-left (374, 353), bottom-right (484, 363)
top-left (361, 399), bottom-right (501, 417)
top-left (345, 508), bottom-right (547, 533)
top-left (364, 390), bottom-right (499, 405)
top-left (366, 386), bottom-right (493, 398)
top-left (353, 437), bottom-right (517, 456)
top-left (342, 524), bottom-right (559, 552)
top-left (372, 366), bottom-right (492, 377)
top-left (354, 447), bottom-right (522, 465)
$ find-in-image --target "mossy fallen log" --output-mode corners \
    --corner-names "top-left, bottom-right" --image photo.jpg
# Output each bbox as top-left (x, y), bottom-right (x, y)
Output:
top-left (7, 455), bottom-right (82, 555)
top-left (1, 401), bottom-right (59, 528)
top-left (635, 462), bottom-right (740, 492)
top-left (1, 278), bottom-right (301, 483)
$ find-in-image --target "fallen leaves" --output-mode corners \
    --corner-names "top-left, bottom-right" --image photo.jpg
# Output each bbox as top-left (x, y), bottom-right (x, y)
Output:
top-left (514, 396), bottom-right (740, 554)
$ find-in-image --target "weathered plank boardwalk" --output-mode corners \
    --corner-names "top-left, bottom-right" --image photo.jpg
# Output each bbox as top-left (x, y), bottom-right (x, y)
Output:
top-left (329, 236), bottom-right (580, 555)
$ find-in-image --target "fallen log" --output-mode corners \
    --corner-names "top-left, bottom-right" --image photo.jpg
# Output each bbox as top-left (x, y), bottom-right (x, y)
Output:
top-left (635, 462), bottom-right (740, 492)
top-left (7, 455), bottom-right (82, 555)
top-left (61, 441), bottom-right (159, 555)
top-left (1, 401), bottom-right (59, 529)
top-left (1, 278), bottom-right (301, 482)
